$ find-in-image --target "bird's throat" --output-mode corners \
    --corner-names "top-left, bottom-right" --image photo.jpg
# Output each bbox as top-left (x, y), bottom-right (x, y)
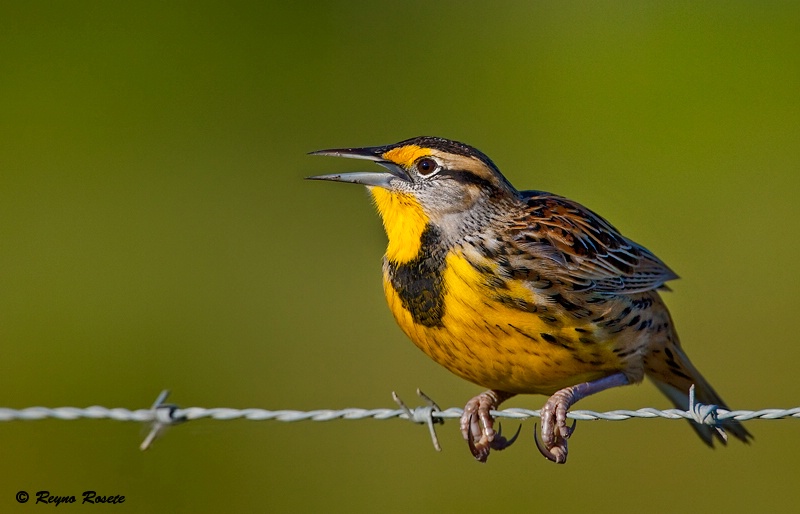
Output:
top-left (369, 187), bottom-right (430, 264)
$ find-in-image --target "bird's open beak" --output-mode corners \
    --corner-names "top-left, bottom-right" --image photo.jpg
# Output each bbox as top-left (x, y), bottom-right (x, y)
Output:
top-left (306, 146), bottom-right (408, 188)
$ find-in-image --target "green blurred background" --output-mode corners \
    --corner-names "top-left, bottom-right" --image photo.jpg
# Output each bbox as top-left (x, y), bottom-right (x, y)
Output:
top-left (1, 1), bottom-right (798, 512)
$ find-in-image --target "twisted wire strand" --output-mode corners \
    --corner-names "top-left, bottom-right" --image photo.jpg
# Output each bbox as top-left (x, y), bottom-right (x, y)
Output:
top-left (1, 389), bottom-right (797, 450)
top-left (2, 405), bottom-right (799, 423)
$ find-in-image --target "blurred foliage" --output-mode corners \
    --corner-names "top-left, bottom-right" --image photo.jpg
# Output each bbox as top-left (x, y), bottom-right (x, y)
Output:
top-left (1, 1), bottom-right (798, 512)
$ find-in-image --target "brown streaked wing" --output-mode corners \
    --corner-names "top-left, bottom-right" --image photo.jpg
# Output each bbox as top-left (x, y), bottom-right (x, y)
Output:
top-left (507, 191), bottom-right (678, 294)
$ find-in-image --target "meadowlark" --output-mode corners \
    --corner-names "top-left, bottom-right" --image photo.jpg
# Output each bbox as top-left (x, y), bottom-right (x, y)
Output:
top-left (308, 136), bottom-right (752, 463)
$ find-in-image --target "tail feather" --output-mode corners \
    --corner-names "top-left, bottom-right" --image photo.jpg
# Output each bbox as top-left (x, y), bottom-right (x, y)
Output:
top-left (647, 346), bottom-right (752, 446)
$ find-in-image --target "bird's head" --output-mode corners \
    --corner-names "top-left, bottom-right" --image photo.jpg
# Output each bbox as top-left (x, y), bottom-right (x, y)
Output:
top-left (308, 136), bottom-right (518, 262)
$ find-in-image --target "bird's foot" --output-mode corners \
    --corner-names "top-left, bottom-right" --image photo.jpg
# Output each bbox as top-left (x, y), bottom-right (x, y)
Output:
top-left (534, 386), bottom-right (579, 464)
top-left (460, 390), bottom-right (519, 462)
top-left (534, 373), bottom-right (630, 464)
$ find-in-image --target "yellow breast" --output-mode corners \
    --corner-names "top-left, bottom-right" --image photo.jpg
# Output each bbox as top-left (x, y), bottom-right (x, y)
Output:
top-left (384, 248), bottom-right (628, 395)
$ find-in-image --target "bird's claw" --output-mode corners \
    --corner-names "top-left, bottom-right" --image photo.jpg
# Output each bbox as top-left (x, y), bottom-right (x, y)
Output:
top-left (533, 419), bottom-right (576, 464)
top-left (460, 390), bottom-right (516, 462)
top-left (493, 422), bottom-right (522, 449)
top-left (465, 418), bottom-right (522, 462)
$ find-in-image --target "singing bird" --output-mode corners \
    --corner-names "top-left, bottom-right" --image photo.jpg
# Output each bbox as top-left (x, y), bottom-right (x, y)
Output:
top-left (308, 136), bottom-right (751, 463)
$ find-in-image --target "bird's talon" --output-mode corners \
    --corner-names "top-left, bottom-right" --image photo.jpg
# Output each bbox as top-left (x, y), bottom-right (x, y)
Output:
top-left (490, 422), bottom-right (522, 451)
top-left (533, 423), bottom-right (568, 464)
top-left (561, 418), bottom-right (578, 439)
top-left (466, 422), bottom-right (491, 462)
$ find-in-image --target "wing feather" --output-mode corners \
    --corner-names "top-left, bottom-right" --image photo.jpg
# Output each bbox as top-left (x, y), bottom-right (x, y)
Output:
top-left (508, 191), bottom-right (678, 294)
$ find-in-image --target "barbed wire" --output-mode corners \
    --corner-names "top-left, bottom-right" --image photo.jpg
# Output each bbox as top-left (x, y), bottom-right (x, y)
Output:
top-left (0, 388), bottom-right (797, 451)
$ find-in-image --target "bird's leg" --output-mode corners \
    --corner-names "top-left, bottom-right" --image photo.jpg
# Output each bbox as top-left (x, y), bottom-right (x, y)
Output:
top-left (537, 372), bottom-right (630, 463)
top-left (460, 389), bottom-right (517, 462)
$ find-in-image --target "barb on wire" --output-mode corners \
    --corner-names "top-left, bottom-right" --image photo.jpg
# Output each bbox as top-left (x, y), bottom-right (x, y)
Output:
top-left (687, 384), bottom-right (727, 442)
top-left (392, 389), bottom-right (444, 451)
top-left (140, 390), bottom-right (187, 451)
top-left (0, 389), bottom-right (798, 451)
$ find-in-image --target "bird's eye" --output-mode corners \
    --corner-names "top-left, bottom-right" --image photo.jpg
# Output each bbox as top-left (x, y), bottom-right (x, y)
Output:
top-left (415, 157), bottom-right (439, 176)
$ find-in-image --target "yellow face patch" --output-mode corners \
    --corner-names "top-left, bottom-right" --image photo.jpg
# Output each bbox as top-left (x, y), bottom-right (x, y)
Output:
top-left (369, 187), bottom-right (430, 264)
top-left (381, 145), bottom-right (431, 169)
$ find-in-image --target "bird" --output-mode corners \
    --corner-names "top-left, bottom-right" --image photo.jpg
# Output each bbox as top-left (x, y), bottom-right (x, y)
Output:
top-left (307, 136), bottom-right (752, 463)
